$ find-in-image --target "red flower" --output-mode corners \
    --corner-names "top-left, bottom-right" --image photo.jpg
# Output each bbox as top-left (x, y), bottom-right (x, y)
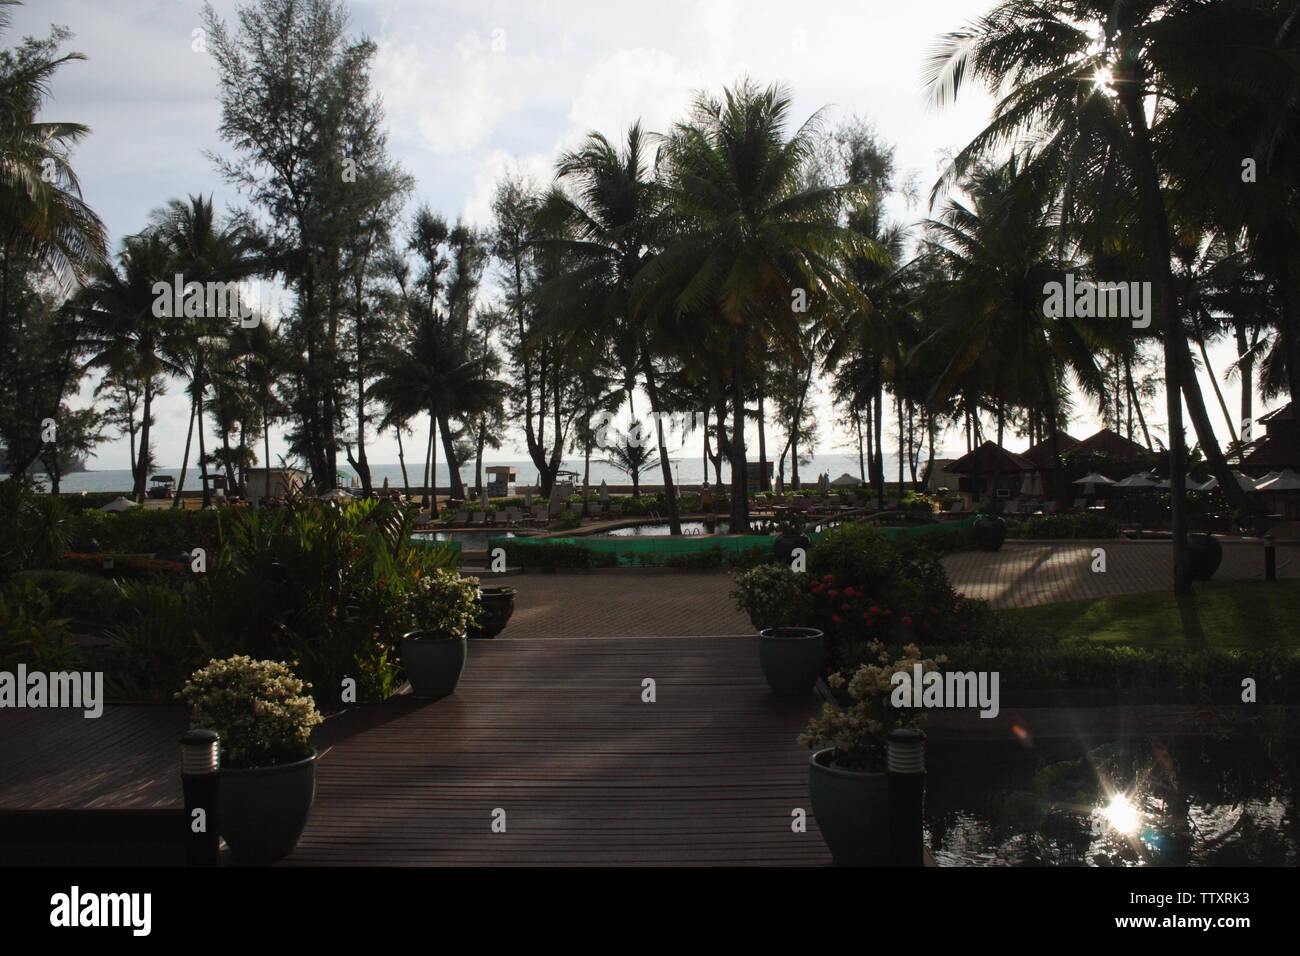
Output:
top-left (947, 616), bottom-right (954, 624)
top-left (841, 603), bottom-right (850, 612)
top-left (869, 606), bottom-right (880, 614)
top-left (902, 616), bottom-right (914, 628)
top-left (822, 574), bottom-right (833, 583)
top-left (831, 614), bottom-right (841, 624)
top-left (929, 606), bottom-right (938, 615)
top-left (922, 621), bottom-right (931, 630)
top-left (884, 609), bottom-right (892, 616)
top-left (861, 612), bottom-right (870, 621)
top-left (829, 589), bottom-right (839, 598)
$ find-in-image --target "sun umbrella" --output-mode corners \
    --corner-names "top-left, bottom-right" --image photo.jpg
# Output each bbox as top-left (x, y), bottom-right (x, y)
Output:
top-left (1255, 469), bottom-right (1300, 491)
top-left (1154, 475), bottom-right (1201, 490)
top-left (1113, 471), bottom-right (1160, 488)
top-left (1199, 471), bottom-right (1258, 491)
top-left (319, 487), bottom-right (351, 501)
top-left (599, 480), bottom-right (609, 502)
top-left (818, 473), bottom-right (830, 495)
top-left (524, 487), bottom-right (533, 507)
top-left (775, 473), bottom-right (784, 495)
top-left (481, 486), bottom-right (490, 508)
top-left (99, 496), bottom-right (139, 512)
top-left (830, 472), bottom-right (864, 487)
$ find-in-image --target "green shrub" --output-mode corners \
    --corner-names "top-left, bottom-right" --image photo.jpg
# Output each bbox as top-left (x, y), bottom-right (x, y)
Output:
top-left (807, 523), bottom-right (902, 592)
top-left (401, 570), bottom-right (482, 635)
top-left (549, 511), bottom-right (582, 531)
top-left (496, 539), bottom-right (617, 569)
top-left (180, 655), bottom-right (322, 768)
top-left (730, 564), bottom-right (812, 630)
top-left (68, 507), bottom-right (223, 554)
top-left (0, 578), bottom-right (80, 671)
top-left (8, 570), bottom-right (131, 627)
top-left (0, 479), bottom-right (71, 574)
top-left (101, 580), bottom-right (206, 702)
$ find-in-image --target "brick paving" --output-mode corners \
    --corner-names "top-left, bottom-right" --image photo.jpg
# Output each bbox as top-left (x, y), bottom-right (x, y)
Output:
top-left (489, 539), bottom-right (1299, 637)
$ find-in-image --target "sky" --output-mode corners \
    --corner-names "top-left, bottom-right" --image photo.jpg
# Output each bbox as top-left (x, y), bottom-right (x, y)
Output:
top-left (10, 0), bottom-right (1269, 472)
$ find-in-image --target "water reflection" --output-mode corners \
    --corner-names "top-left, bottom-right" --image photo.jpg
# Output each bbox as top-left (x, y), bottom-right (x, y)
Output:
top-left (926, 737), bottom-right (1299, 866)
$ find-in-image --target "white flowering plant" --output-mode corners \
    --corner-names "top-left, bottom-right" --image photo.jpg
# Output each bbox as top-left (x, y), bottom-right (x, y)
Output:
top-left (798, 640), bottom-right (946, 772)
top-left (180, 655), bottom-right (322, 769)
top-left (401, 569), bottom-right (482, 638)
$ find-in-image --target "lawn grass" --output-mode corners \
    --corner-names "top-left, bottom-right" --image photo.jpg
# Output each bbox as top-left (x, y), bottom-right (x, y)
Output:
top-left (1000, 580), bottom-right (1300, 650)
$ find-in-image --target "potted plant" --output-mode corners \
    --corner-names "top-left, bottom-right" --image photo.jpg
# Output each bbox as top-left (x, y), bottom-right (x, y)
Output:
top-left (467, 585), bottom-right (517, 639)
top-left (180, 655), bottom-right (323, 864)
top-left (973, 513), bottom-right (1007, 551)
top-left (398, 569), bottom-right (482, 698)
top-left (730, 563), bottom-right (810, 633)
top-left (757, 625), bottom-right (824, 695)
top-left (1187, 533), bottom-right (1222, 581)
top-left (799, 642), bottom-right (944, 865)
top-left (772, 512), bottom-right (810, 564)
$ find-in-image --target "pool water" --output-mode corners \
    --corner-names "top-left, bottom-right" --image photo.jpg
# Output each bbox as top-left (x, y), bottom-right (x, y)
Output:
top-left (601, 518), bottom-right (841, 536)
top-left (924, 736), bottom-right (1298, 866)
top-left (412, 530), bottom-right (518, 551)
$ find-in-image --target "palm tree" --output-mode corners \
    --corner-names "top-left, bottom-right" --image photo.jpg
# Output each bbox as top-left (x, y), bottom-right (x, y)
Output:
top-left (918, 156), bottom-right (1110, 505)
top-left (925, 0), bottom-right (1276, 592)
top-left (537, 123), bottom-right (690, 532)
top-left (76, 233), bottom-right (177, 499)
top-left (0, 2), bottom-right (106, 327)
top-left (148, 195), bottom-right (260, 506)
top-left (601, 430), bottom-right (660, 499)
top-left (636, 81), bottom-right (872, 531)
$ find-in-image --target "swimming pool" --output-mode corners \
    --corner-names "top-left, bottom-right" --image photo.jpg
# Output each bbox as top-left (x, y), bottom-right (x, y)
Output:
top-left (412, 530), bottom-right (519, 551)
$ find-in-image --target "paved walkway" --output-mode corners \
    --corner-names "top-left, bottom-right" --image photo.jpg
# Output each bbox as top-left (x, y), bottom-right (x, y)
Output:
top-left (489, 539), bottom-right (1298, 637)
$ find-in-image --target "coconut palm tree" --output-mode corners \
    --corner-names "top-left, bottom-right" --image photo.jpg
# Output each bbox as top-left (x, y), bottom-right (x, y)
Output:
top-left (537, 122), bottom-right (689, 533)
top-left (924, 0), bottom-right (1279, 591)
top-left (636, 81), bottom-right (873, 531)
top-left (75, 233), bottom-right (177, 499)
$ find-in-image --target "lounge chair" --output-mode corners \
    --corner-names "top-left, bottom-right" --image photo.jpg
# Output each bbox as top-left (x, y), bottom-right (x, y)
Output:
top-left (493, 511), bottom-right (509, 526)
top-left (609, 504), bottom-right (622, 517)
top-left (531, 505), bottom-right (550, 527)
top-left (470, 511), bottom-right (487, 527)
top-left (450, 510), bottom-right (469, 527)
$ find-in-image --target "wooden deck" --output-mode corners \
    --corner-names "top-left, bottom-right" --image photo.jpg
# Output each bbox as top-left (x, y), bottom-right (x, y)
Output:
top-left (289, 636), bottom-right (827, 865)
top-left (0, 705), bottom-right (186, 810)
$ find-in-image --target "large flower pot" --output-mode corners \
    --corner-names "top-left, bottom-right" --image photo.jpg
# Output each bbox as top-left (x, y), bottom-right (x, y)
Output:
top-left (973, 514), bottom-right (1006, 552)
top-left (773, 532), bottom-right (811, 565)
top-left (400, 631), bottom-right (468, 699)
top-left (758, 627), bottom-right (824, 695)
top-left (808, 748), bottom-right (890, 866)
top-left (219, 749), bottom-right (318, 864)
top-left (467, 587), bottom-right (516, 640)
top-left (1188, 534), bottom-right (1223, 581)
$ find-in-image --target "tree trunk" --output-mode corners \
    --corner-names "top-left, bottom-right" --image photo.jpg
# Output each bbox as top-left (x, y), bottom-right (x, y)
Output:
top-left (728, 332), bottom-right (748, 531)
top-left (1120, 86), bottom-right (1189, 593)
top-left (174, 392), bottom-right (197, 508)
top-left (641, 353), bottom-right (682, 535)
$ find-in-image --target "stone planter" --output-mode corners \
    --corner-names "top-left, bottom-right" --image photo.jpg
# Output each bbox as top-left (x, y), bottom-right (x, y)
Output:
top-left (772, 532), bottom-right (810, 565)
top-left (467, 586), bottom-right (517, 639)
top-left (1188, 533), bottom-right (1223, 581)
top-left (219, 749), bottom-right (318, 864)
top-left (399, 631), bottom-right (468, 699)
top-left (808, 748), bottom-right (890, 866)
top-left (973, 514), bottom-right (1007, 552)
top-left (757, 626), bottom-right (824, 695)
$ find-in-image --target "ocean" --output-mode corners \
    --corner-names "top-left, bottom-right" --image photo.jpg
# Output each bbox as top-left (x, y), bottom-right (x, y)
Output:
top-left (46, 453), bottom-right (907, 494)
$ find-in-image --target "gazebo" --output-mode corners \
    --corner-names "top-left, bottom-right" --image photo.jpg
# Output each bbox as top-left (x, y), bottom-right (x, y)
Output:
top-left (947, 441), bottom-right (1035, 505)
